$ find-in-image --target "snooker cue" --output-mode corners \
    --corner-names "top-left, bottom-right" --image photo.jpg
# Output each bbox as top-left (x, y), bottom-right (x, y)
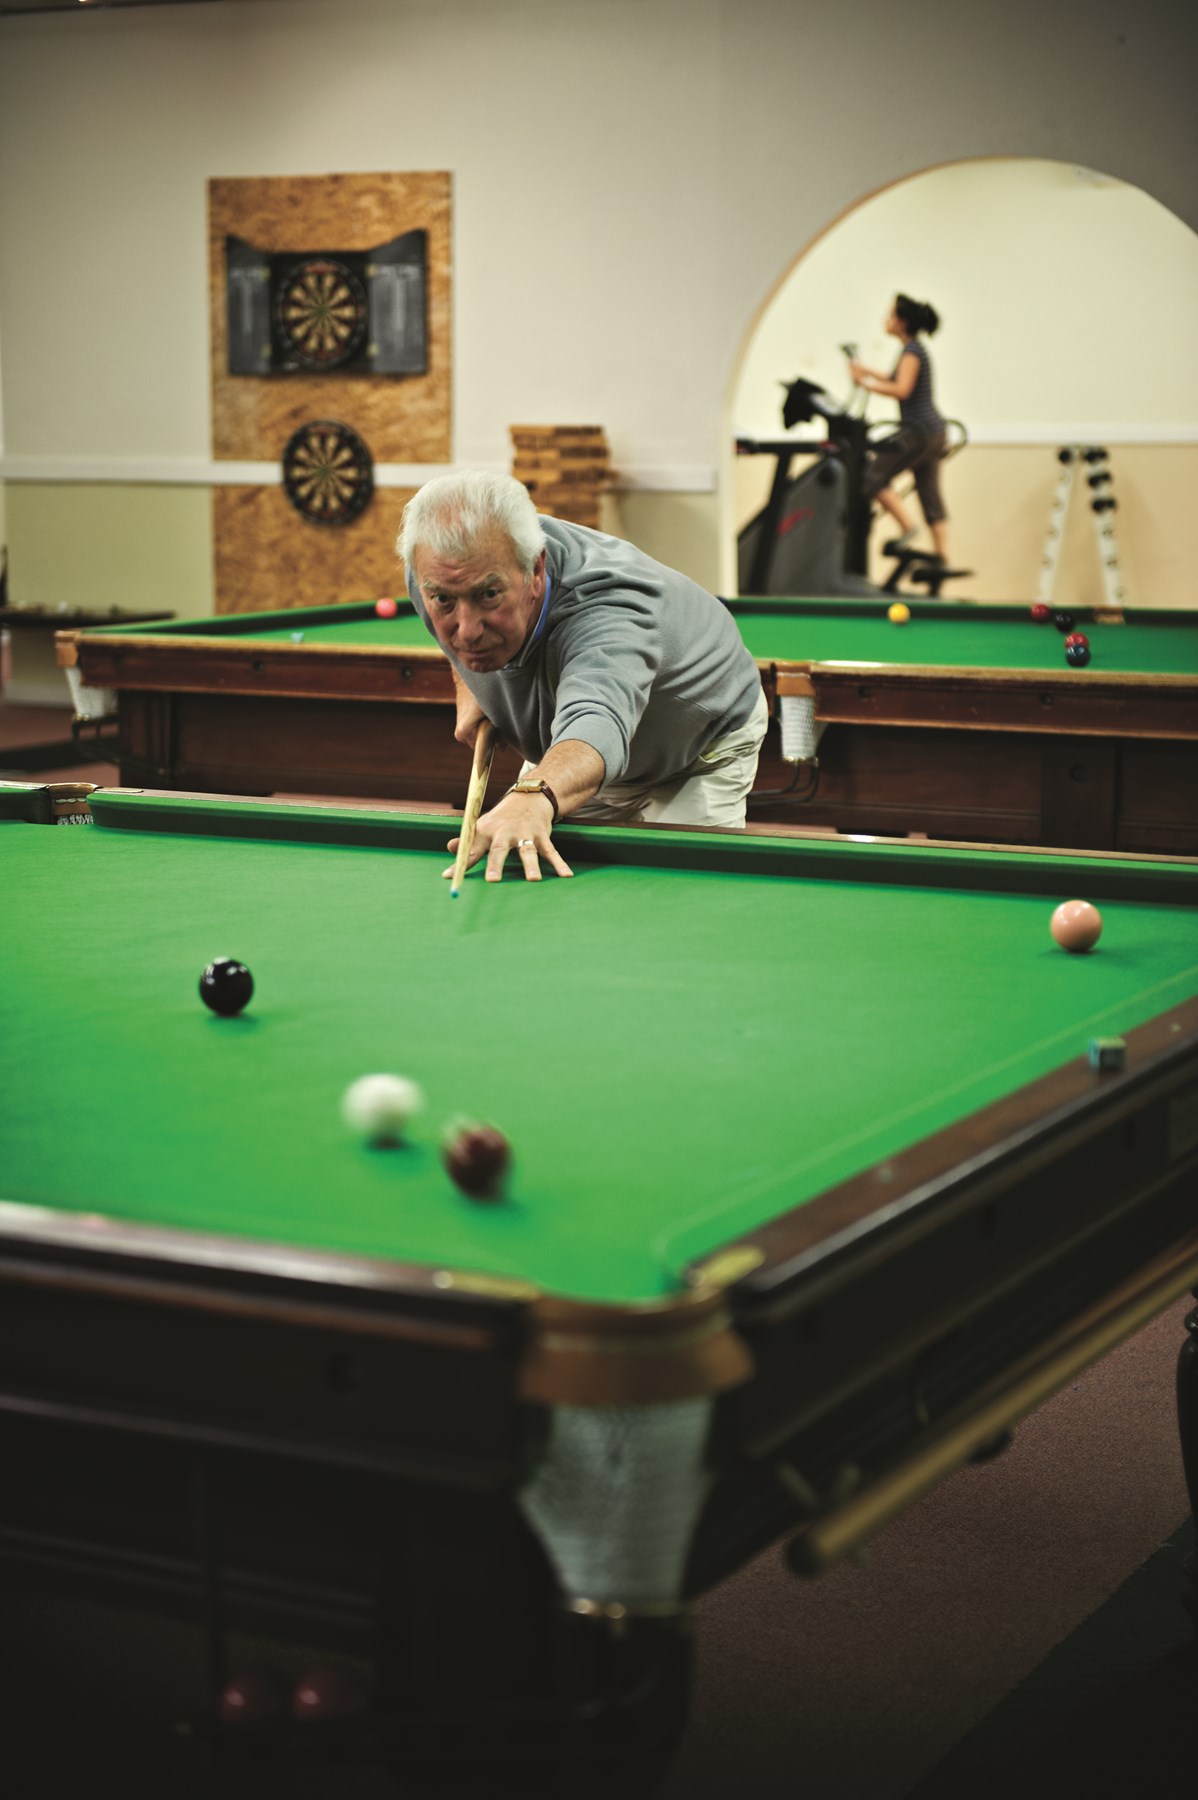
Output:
top-left (450, 719), bottom-right (496, 897)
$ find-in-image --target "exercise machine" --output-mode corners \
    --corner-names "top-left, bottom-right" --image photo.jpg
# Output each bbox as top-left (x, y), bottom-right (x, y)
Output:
top-left (736, 371), bottom-right (969, 598)
top-left (881, 543), bottom-right (974, 599)
top-left (736, 376), bottom-right (877, 597)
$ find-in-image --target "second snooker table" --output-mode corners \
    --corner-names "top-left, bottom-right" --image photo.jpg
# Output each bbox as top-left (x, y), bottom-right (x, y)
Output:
top-left (1, 781), bottom-right (1197, 1789)
top-left (57, 593), bottom-right (1198, 854)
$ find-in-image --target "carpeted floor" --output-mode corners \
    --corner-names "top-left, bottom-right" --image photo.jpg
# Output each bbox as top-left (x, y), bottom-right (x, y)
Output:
top-left (909, 1519), bottom-right (1196, 1800)
top-left (0, 700), bottom-right (118, 787)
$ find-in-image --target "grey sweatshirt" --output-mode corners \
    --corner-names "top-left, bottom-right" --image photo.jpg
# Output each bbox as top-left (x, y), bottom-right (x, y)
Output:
top-left (407, 517), bottom-right (762, 787)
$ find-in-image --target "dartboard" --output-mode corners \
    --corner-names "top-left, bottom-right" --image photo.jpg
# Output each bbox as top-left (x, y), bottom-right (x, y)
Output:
top-left (274, 257), bottom-right (368, 368)
top-left (281, 421), bottom-right (374, 526)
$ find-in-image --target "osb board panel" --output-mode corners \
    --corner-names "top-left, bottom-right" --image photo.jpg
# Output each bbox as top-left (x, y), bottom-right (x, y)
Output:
top-left (209, 173), bottom-right (451, 463)
top-left (214, 486), bottom-right (414, 614)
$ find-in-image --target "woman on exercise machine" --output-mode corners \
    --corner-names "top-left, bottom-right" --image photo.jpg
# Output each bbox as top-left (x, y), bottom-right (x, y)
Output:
top-left (849, 294), bottom-right (951, 566)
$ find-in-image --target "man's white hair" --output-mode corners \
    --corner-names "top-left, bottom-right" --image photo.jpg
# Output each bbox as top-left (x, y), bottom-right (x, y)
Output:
top-left (397, 470), bottom-right (546, 574)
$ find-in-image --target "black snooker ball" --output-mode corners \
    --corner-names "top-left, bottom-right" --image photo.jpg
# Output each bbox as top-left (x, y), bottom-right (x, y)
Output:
top-left (1064, 641), bottom-right (1092, 667)
top-left (1052, 610), bottom-right (1076, 633)
top-left (199, 957), bottom-right (254, 1016)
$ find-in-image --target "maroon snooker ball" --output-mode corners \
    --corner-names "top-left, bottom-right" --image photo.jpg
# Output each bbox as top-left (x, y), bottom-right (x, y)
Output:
top-left (292, 1664), bottom-right (371, 1722)
top-left (443, 1122), bottom-right (511, 1201)
top-left (1030, 602), bottom-right (1050, 623)
top-left (217, 1666), bottom-right (287, 1725)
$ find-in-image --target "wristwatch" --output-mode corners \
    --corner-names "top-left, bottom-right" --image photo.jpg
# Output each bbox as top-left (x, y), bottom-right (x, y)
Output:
top-left (507, 778), bottom-right (559, 821)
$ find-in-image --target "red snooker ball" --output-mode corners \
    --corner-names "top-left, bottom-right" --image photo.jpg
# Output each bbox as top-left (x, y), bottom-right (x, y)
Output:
top-left (1050, 899), bottom-right (1103, 953)
top-left (1030, 603), bottom-right (1050, 623)
top-left (375, 597), bottom-right (399, 619)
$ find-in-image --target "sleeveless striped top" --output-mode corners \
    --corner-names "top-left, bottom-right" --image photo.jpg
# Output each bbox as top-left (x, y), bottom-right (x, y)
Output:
top-left (895, 338), bottom-right (944, 431)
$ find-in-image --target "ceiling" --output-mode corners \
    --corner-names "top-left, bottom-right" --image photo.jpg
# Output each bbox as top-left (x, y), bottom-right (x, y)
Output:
top-left (0, 1), bottom-right (237, 14)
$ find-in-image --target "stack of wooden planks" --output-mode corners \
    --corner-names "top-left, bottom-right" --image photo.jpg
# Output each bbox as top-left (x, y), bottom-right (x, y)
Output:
top-left (510, 426), bottom-right (611, 529)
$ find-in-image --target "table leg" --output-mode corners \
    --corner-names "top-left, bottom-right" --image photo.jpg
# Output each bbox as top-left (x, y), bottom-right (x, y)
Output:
top-left (1178, 1294), bottom-right (1198, 1633)
top-left (189, 1449), bottom-right (229, 1703)
top-left (369, 1487), bottom-right (692, 1796)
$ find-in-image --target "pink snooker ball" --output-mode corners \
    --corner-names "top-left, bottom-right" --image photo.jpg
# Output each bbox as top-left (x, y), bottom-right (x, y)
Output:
top-left (1050, 899), bottom-right (1103, 953)
top-left (375, 597), bottom-right (399, 618)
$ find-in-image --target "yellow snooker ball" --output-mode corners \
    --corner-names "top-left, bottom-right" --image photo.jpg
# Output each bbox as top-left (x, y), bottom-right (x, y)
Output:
top-left (887, 602), bottom-right (911, 624)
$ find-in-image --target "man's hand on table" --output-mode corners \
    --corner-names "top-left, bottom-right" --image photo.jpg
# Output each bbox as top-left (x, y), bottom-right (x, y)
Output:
top-left (444, 739), bottom-right (605, 884)
top-left (445, 789), bottom-right (573, 883)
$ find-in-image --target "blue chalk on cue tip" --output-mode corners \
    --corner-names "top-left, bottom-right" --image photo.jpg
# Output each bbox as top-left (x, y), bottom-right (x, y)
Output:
top-left (1088, 1037), bottom-right (1126, 1072)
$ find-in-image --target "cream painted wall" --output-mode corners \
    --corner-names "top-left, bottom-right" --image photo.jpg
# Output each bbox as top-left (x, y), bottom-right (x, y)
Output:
top-left (604, 491), bottom-right (723, 592)
top-left (729, 158), bottom-right (1198, 606)
top-left (934, 445), bottom-right (1197, 608)
top-left (0, 0), bottom-right (1195, 613)
top-left (3, 484), bottom-right (214, 618)
top-left (6, 481), bottom-right (717, 618)
top-left (734, 445), bottom-right (1198, 606)
top-left (0, 0), bottom-right (724, 477)
top-left (734, 160), bottom-right (1198, 442)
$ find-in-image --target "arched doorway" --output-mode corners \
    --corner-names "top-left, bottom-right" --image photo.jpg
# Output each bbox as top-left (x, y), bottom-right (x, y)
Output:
top-left (721, 158), bottom-right (1198, 604)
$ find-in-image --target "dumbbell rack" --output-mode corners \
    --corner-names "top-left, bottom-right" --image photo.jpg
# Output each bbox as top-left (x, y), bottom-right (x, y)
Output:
top-left (1037, 446), bottom-right (1128, 614)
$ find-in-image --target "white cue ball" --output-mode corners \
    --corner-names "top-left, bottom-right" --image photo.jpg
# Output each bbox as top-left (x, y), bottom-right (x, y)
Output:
top-left (341, 1073), bottom-right (425, 1144)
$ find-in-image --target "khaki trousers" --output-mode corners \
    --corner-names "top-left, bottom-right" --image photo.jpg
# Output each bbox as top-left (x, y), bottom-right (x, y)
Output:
top-left (527, 689), bottom-right (769, 830)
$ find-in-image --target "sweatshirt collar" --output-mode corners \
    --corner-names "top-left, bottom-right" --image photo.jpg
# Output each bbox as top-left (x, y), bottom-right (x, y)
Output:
top-left (512, 572), bottom-right (551, 667)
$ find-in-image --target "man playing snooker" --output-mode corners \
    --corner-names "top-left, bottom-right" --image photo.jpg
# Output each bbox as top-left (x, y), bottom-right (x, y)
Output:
top-left (398, 471), bottom-right (767, 882)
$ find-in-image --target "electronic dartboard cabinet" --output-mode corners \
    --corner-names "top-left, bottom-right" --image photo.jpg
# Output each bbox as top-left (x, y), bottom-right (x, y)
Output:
top-left (225, 231), bottom-right (428, 377)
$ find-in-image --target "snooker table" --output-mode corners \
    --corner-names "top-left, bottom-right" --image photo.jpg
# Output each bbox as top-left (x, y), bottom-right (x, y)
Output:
top-left (2, 781), bottom-right (1198, 1792)
top-left (57, 594), bottom-right (1198, 855)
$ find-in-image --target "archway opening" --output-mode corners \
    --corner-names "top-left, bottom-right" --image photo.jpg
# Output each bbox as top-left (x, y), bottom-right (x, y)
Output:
top-left (722, 157), bottom-right (1198, 606)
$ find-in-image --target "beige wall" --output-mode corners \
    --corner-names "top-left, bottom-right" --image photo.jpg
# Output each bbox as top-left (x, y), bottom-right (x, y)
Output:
top-left (6, 481), bottom-right (717, 617)
top-left (735, 160), bottom-right (1198, 442)
top-left (0, 0), bottom-right (1195, 614)
top-left (729, 158), bottom-right (1197, 603)
top-left (932, 444), bottom-right (1196, 608)
top-left (734, 445), bottom-right (1198, 609)
top-left (2, 484), bottom-right (214, 619)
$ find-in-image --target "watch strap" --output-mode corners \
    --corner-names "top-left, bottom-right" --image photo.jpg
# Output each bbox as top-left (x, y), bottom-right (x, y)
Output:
top-left (507, 779), bottom-right (559, 821)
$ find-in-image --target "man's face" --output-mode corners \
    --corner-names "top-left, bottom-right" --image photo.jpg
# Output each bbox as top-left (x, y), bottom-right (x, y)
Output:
top-left (412, 526), bottom-right (545, 673)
